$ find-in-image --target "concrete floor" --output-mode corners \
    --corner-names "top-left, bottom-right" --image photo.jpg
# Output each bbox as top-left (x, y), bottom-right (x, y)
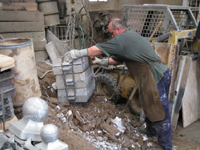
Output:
top-left (172, 118), bottom-right (200, 150)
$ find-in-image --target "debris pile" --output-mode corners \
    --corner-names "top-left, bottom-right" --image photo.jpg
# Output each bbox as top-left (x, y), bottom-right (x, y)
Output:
top-left (43, 92), bottom-right (158, 150)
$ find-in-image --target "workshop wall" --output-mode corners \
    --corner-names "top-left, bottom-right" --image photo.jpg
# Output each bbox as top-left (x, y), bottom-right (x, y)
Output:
top-left (118, 0), bottom-right (183, 9)
top-left (88, 0), bottom-right (118, 11)
top-left (88, 0), bottom-right (183, 11)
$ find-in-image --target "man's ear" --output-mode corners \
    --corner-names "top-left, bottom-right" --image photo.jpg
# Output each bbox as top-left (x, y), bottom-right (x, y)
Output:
top-left (116, 27), bottom-right (120, 31)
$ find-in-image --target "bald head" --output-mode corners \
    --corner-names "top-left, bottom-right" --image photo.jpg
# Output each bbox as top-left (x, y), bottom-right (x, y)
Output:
top-left (108, 18), bottom-right (127, 37)
top-left (110, 18), bottom-right (127, 30)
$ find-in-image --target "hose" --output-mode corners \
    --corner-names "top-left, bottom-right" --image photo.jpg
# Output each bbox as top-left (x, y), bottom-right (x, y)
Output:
top-left (79, 25), bottom-right (85, 48)
top-left (38, 70), bottom-right (52, 79)
top-left (93, 19), bottom-right (101, 27)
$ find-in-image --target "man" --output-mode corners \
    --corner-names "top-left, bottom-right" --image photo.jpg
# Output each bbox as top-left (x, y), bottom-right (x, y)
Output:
top-left (65, 18), bottom-right (172, 150)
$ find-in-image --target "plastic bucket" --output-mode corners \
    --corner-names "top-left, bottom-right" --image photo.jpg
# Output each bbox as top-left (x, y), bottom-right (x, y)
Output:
top-left (0, 38), bottom-right (41, 106)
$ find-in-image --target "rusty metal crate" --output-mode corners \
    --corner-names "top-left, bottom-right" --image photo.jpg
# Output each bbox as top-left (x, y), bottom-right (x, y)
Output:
top-left (123, 4), bottom-right (197, 40)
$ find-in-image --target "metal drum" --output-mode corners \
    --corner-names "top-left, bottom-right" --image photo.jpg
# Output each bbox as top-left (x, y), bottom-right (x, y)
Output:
top-left (38, 1), bottom-right (59, 15)
top-left (38, 1), bottom-right (60, 27)
top-left (0, 38), bottom-right (41, 106)
top-left (44, 14), bottom-right (60, 27)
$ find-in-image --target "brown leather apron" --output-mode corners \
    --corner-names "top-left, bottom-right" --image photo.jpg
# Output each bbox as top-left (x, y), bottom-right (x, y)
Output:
top-left (125, 61), bottom-right (165, 122)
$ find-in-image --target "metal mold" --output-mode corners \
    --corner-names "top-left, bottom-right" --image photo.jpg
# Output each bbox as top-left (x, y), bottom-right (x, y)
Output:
top-left (56, 66), bottom-right (94, 89)
top-left (57, 78), bottom-right (95, 103)
top-left (9, 118), bottom-right (44, 141)
top-left (35, 124), bottom-right (68, 150)
top-left (53, 60), bottom-right (89, 75)
top-left (9, 97), bottom-right (49, 141)
top-left (72, 57), bottom-right (88, 65)
top-left (54, 57), bottom-right (95, 103)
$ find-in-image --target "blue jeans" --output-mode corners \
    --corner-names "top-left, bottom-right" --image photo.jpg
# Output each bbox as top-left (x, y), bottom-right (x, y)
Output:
top-left (146, 69), bottom-right (172, 150)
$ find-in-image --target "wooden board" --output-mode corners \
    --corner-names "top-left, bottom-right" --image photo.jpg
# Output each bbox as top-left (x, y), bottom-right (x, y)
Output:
top-left (0, 22), bottom-right (44, 33)
top-left (0, 0), bottom-right (36, 2)
top-left (0, 54), bottom-right (14, 68)
top-left (0, 2), bottom-right (37, 11)
top-left (171, 56), bottom-right (192, 131)
top-left (1, 31), bottom-right (46, 41)
top-left (0, 11), bottom-right (43, 22)
top-left (182, 58), bottom-right (200, 128)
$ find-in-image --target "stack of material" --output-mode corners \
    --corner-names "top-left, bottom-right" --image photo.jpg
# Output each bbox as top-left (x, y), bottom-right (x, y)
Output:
top-left (0, 54), bottom-right (15, 72)
top-left (37, 0), bottom-right (60, 27)
top-left (0, 0), bottom-right (47, 61)
top-left (0, 54), bottom-right (16, 126)
top-left (53, 57), bottom-right (95, 103)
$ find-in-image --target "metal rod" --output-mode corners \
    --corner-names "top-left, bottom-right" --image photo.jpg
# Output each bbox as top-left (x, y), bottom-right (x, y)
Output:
top-left (148, 21), bottom-right (163, 42)
top-left (123, 85), bottom-right (138, 112)
top-left (109, 71), bottom-right (129, 101)
top-left (1, 91), bottom-right (5, 132)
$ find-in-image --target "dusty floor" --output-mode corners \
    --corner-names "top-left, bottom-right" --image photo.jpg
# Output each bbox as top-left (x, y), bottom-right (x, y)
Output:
top-left (13, 62), bottom-right (200, 150)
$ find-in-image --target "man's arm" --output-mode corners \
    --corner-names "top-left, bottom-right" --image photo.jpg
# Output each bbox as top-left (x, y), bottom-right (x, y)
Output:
top-left (87, 46), bottom-right (104, 56)
top-left (92, 57), bottom-right (119, 66)
top-left (64, 46), bottom-right (104, 63)
top-left (108, 57), bottom-right (119, 65)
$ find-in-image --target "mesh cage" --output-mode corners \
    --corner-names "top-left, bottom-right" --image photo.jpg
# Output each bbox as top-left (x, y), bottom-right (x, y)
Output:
top-left (123, 5), bottom-right (197, 40)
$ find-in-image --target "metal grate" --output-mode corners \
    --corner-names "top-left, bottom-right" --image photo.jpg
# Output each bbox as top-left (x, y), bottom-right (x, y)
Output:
top-left (124, 5), bottom-right (197, 39)
top-left (49, 25), bottom-right (68, 41)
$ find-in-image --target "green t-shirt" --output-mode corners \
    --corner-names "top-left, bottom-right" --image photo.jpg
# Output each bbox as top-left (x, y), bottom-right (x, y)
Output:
top-left (96, 29), bottom-right (168, 83)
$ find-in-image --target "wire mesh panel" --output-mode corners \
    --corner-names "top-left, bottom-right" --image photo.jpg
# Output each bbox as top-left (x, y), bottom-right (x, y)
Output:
top-left (49, 25), bottom-right (68, 41)
top-left (123, 5), bottom-right (197, 39)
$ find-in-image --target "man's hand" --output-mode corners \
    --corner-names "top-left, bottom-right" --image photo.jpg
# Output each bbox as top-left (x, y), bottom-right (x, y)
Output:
top-left (64, 49), bottom-right (88, 63)
top-left (92, 57), bottom-right (109, 66)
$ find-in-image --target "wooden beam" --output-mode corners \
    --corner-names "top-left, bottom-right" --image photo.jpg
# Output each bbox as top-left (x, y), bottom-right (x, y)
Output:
top-left (0, 2), bottom-right (37, 11)
top-left (0, 22), bottom-right (44, 33)
top-left (0, 31), bottom-right (46, 41)
top-left (0, 54), bottom-right (14, 68)
top-left (0, 0), bottom-right (36, 2)
top-left (171, 56), bottom-right (192, 131)
top-left (0, 11), bottom-right (44, 22)
top-left (182, 58), bottom-right (200, 128)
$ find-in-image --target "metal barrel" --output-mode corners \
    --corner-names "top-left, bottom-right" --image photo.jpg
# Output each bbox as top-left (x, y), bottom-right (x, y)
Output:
top-left (0, 38), bottom-right (41, 106)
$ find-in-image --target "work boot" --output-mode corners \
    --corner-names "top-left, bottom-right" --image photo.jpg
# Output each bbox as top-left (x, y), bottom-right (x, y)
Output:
top-left (138, 127), bottom-right (155, 137)
top-left (146, 144), bottom-right (165, 150)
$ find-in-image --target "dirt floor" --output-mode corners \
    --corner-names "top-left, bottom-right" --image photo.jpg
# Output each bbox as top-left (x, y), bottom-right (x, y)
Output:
top-left (13, 61), bottom-right (200, 150)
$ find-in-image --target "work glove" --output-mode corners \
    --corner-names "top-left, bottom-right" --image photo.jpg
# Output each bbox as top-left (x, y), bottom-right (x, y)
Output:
top-left (64, 48), bottom-right (88, 63)
top-left (92, 57), bottom-right (109, 66)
